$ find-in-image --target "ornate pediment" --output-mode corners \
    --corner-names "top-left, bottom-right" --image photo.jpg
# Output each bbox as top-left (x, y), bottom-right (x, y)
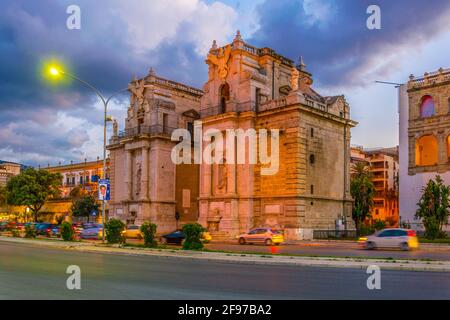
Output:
top-left (153, 98), bottom-right (176, 110)
top-left (182, 109), bottom-right (200, 119)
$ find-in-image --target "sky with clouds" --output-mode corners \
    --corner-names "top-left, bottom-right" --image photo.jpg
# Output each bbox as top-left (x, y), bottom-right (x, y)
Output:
top-left (1, 0), bottom-right (450, 166)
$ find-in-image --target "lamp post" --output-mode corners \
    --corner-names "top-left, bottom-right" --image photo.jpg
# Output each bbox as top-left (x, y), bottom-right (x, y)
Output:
top-left (49, 67), bottom-right (128, 242)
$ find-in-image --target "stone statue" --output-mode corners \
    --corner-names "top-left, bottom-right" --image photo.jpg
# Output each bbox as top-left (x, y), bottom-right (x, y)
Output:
top-left (218, 161), bottom-right (227, 190)
top-left (207, 44), bottom-right (232, 79)
top-left (135, 162), bottom-right (141, 196)
top-left (291, 67), bottom-right (299, 91)
top-left (113, 119), bottom-right (118, 136)
top-left (128, 79), bottom-right (145, 108)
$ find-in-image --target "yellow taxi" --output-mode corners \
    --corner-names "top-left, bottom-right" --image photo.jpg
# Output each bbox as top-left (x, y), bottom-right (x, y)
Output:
top-left (122, 225), bottom-right (143, 239)
top-left (202, 231), bottom-right (212, 243)
top-left (238, 228), bottom-right (284, 246)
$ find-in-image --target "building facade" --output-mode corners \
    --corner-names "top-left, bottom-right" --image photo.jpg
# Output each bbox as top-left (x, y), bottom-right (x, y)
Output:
top-left (108, 32), bottom-right (357, 239)
top-left (46, 159), bottom-right (109, 198)
top-left (197, 33), bottom-right (356, 240)
top-left (399, 67), bottom-right (450, 229)
top-left (107, 69), bottom-right (201, 231)
top-left (350, 146), bottom-right (399, 225)
top-left (0, 162), bottom-right (21, 187)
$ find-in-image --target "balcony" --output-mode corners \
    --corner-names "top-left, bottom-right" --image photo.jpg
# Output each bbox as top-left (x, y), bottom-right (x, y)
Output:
top-left (118, 125), bottom-right (176, 139)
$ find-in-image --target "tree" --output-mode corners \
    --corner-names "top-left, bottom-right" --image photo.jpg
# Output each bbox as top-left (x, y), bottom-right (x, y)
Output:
top-left (350, 162), bottom-right (375, 230)
top-left (70, 196), bottom-right (100, 223)
top-left (415, 175), bottom-right (450, 239)
top-left (0, 185), bottom-right (6, 207)
top-left (6, 168), bottom-right (62, 222)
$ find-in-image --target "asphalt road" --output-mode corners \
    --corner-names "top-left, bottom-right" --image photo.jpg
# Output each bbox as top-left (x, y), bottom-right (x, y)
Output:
top-left (204, 242), bottom-right (450, 261)
top-left (1, 241), bottom-right (450, 299)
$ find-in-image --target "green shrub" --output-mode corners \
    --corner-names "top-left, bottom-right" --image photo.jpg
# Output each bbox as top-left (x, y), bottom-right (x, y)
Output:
top-left (182, 223), bottom-right (205, 250)
top-left (24, 224), bottom-right (37, 238)
top-left (61, 221), bottom-right (74, 241)
top-left (10, 227), bottom-right (20, 238)
top-left (140, 222), bottom-right (157, 247)
top-left (372, 219), bottom-right (386, 231)
top-left (357, 224), bottom-right (375, 236)
top-left (423, 217), bottom-right (447, 240)
top-left (105, 218), bottom-right (126, 244)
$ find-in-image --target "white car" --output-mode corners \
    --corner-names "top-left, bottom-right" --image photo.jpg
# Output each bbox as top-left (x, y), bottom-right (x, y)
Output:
top-left (358, 228), bottom-right (419, 251)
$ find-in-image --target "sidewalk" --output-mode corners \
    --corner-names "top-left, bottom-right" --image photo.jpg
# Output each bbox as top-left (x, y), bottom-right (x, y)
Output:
top-left (2, 236), bottom-right (450, 272)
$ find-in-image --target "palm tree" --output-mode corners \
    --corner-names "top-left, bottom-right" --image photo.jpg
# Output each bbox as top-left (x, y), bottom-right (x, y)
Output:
top-left (350, 162), bottom-right (375, 230)
top-left (351, 161), bottom-right (371, 179)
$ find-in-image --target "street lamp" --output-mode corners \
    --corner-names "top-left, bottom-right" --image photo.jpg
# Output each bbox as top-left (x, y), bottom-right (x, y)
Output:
top-left (48, 65), bottom-right (128, 242)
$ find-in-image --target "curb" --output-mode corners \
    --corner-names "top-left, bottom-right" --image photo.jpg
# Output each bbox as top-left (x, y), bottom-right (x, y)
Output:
top-left (2, 236), bottom-right (450, 273)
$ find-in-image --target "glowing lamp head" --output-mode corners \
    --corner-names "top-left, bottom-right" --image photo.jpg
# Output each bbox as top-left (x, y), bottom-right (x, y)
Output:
top-left (49, 67), bottom-right (60, 76)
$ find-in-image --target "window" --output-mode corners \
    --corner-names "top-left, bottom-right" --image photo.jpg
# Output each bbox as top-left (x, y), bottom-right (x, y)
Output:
top-left (72, 177), bottom-right (75, 185)
top-left (255, 87), bottom-right (261, 112)
top-left (162, 113), bottom-right (168, 134)
top-left (137, 118), bottom-right (144, 134)
top-left (66, 177), bottom-right (70, 185)
top-left (310, 128), bottom-right (314, 138)
top-left (309, 154), bottom-right (315, 164)
top-left (415, 135), bottom-right (438, 166)
top-left (86, 176), bottom-right (89, 183)
top-left (378, 230), bottom-right (395, 237)
top-left (219, 83), bottom-right (230, 113)
top-left (420, 95), bottom-right (435, 118)
top-left (80, 176), bottom-right (83, 184)
top-left (310, 185), bottom-right (314, 194)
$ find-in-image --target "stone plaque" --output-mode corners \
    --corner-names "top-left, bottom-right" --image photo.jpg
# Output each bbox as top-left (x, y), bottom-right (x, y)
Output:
top-left (265, 204), bottom-right (281, 214)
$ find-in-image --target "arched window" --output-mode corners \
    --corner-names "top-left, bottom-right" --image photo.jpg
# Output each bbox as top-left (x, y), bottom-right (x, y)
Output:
top-left (219, 83), bottom-right (230, 113)
top-left (415, 135), bottom-right (438, 166)
top-left (420, 95), bottom-right (435, 118)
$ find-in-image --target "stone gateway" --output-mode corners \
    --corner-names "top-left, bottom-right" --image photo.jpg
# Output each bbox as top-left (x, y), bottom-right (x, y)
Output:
top-left (107, 32), bottom-right (357, 240)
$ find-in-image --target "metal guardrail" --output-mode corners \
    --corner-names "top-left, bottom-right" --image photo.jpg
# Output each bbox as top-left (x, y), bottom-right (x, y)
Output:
top-left (313, 230), bottom-right (358, 239)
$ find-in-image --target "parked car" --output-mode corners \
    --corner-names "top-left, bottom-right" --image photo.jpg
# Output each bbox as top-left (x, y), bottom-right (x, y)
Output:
top-left (0, 221), bottom-right (8, 231)
top-left (237, 228), bottom-right (284, 246)
top-left (122, 225), bottom-right (143, 239)
top-left (72, 223), bottom-right (84, 234)
top-left (50, 225), bottom-right (61, 237)
top-left (358, 228), bottom-right (419, 251)
top-left (35, 223), bottom-right (54, 236)
top-left (79, 226), bottom-right (103, 240)
top-left (160, 230), bottom-right (212, 245)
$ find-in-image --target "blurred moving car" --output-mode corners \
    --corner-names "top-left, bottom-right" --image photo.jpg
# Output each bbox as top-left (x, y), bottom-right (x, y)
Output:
top-left (358, 228), bottom-right (419, 251)
top-left (160, 230), bottom-right (212, 245)
top-left (0, 221), bottom-right (8, 231)
top-left (50, 225), bottom-right (61, 237)
top-left (79, 226), bottom-right (103, 240)
top-left (122, 225), bottom-right (143, 239)
top-left (35, 223), bottom-right (54, 236)
top-left (72, 223), bottom-right (84, 235)
top-left (238, 228), bottom-right (284, 246)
